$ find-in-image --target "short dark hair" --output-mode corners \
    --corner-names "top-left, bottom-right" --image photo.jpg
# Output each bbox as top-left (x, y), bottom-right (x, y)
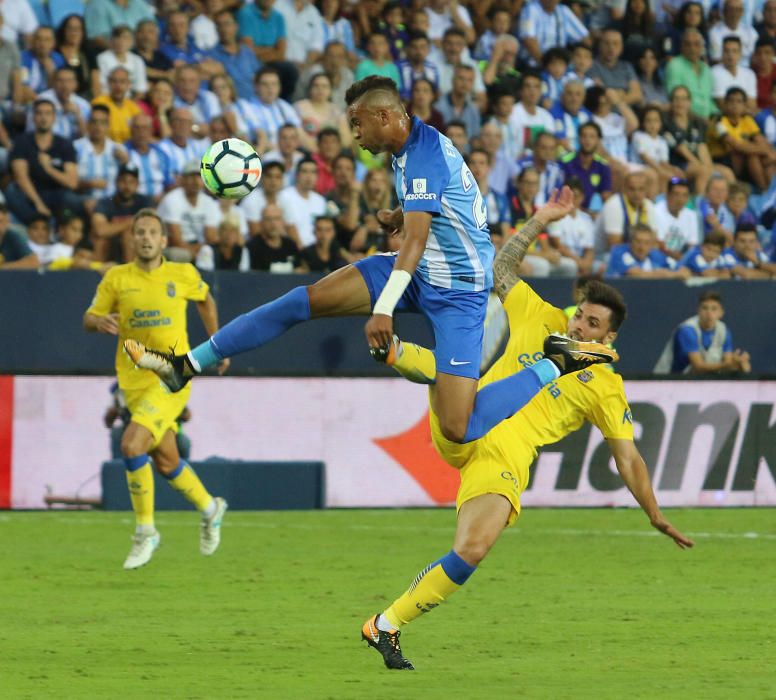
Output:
top-left (91, 104), bottom-right (110, 118)
top-left (28, 214), bottom-right (50, 227)
top-left (263, 160), bottom-right (285, 175)
top-left (722, 34), bottom-right (742, 48)
top-left (345, 75), bottom-right (400, 105)
top-left (699, 290), bottom-right (722, 305)
top-left (442, 27), bottom-right (466, 41)
top-left (407, 31), bottom-right (430, 44)
top-left (55, 65), bottom-right (78, 79)
top-left (542, 47), bottom-right (570, 67)
top-left (314, 215), bottom-right (336, 228)
top-left (579, 121), bottom-right (603, 139)
top-left (111, 24), bottom-right (132, 38)
top-left (703, 231), bottom-right (727, 248)
top-left (445, 119), bottom-right (467, 133)
top-left (520, 69), bottom-right (542, 87)
top-left (581, 280), bottom-right (628, 331)
top-left (631, 223), bottom-right (655, 238)
top-left (33, 98), bottom-right (56, 112)
top-left (296, 156), bottom-right (318, 174)
top-left (734, 223), bottom-right (758, 238)
top-left (317, 126), bottom-right (341, 143)
top-left (725, 86), bottom-right (747, 100)
top-left (565, 176), bottom-right (585, 193)
top-left (333, 153), bottom-right (355, 168)
top-left (465, 148), bottom-right (491, 165)
top-left (667, 176), bottom-right (690, 193)
top-left (755, 37), bottom-right (775, 51)
top-left (255, 65), bottom-right (281, 82)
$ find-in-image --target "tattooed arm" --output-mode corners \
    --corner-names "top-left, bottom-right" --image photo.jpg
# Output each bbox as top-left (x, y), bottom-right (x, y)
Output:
top-left (492, 186), bottom-right (575, 302)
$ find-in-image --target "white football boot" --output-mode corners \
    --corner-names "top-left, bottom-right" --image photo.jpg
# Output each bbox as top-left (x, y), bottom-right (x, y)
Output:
top-left (200, 497), bottom-right (228, 556)
top-left (123, 530), bottom-right (161, 570)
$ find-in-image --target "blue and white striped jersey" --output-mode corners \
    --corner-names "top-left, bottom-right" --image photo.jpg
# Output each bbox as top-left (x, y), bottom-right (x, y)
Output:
top-left (159, 137), bottom-right (211, 177)
top-left (74, 136), bottom-right (121, 198)
top-left (244, 98), bottom-right (301, 148)
top-left (393, 117), bottom-right (494, 292)
top-left (125, 143), bottom-right (174, 198)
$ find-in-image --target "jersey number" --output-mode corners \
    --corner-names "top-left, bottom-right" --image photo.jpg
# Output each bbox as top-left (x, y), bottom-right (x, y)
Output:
top-left (461, 164), bottom-right (488, 229)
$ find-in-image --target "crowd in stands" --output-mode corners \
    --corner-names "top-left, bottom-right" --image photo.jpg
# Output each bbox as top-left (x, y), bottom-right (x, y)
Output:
top-left (1, 0), bottom-right (776, 281)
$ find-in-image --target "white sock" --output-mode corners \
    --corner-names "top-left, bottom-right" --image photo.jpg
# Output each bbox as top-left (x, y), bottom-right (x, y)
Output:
top-left (376, 614), bottom-right (397, 632)
top-left (186, 351), bottom-right (201, 373)
top-left (201, 498), bottom-right (216, 519)
top-left (136, 524), bottom-right (155, 536)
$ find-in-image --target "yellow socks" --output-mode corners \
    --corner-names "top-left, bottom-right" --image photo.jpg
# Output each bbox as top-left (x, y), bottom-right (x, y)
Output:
top-left (164, 460), bottom-right (214, 513)
top-left (383, 550), bottom-right (476, 629)
top-left (124, 455), bottom-right (154, 530)
top-left (391, 341), bottom-right (438, 385)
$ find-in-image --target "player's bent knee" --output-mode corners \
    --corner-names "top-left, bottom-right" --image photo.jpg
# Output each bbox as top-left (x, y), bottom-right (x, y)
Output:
top-left (438, 418), bottom-right (468, 444)
top-left (454, 538), bottom-right (493, 566)
top-left (120, 435), bottom-right (146, 458)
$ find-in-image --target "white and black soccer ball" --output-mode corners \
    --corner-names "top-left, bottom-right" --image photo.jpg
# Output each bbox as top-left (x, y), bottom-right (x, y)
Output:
top-left (200, 138), bottom-right (262, 200)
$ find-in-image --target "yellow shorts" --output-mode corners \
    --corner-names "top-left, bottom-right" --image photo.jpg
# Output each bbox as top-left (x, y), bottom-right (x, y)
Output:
top-left (123, 382), bottom-right (191, 448)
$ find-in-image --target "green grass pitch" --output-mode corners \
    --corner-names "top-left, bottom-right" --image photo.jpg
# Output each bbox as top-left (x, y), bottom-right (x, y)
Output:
top-left (2, 508), bottom-right (775, 699)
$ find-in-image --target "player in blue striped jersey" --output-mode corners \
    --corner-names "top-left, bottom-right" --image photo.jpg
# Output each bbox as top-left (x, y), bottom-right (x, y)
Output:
top-left (126, 77), bottom-right (615, 445)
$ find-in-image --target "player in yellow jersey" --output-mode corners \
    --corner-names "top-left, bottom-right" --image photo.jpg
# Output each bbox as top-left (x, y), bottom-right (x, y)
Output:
top-left (84, 209), bottom-right (229, 570)
top-left (361, 188), bottom-right (694, 670)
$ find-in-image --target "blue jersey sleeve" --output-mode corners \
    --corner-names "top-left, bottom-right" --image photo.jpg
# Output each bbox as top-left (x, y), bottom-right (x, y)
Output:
top-left (401, 138), bottom-right (450, 215)
top-left (678, 247), bottom-right (700, 273)
top-left (606, 246), bottom-right (631, 276)
top-left (675, 325), bottom-right (699, 355)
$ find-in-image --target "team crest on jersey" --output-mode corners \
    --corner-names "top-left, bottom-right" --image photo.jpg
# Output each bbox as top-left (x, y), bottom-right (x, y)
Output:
top-left (577, 369), bottom-right (594, 384)
top-left (167, 282), bottom-right (176, 298)
top-left (413, 178), bottom-right (427, 193)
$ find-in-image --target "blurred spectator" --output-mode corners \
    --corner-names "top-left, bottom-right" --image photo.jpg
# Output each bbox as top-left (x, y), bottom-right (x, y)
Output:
top-left (158, 159), bottom-right (221, 260)
top-left (159, 108), bottom-right (209, 179)
top-left (74, 105), bottom-right (129, 209)
top-left (424, 0), bottom-right (476, 48)
top-left (95, 25), bottom-right (148, 98)
top-left (614, 0), bottom-right (656, 62)
top-left (55, 15), bottom-right (95, 98)
top-left (547, 177), bottom-right (595, 275)
top-left (567, 42), bottom-right (595, 89)
top-left (209, 73), bottom-right (254, 143)
top-left (596, 171), bottom-right (656, 250)
top-left (277, 157), bottom-right (326, 247)
top-left (320, 0), bottom-right (357, 61)
top-left (654, 291), bottom-right (751, 374)
top-left (355, 32), bottom-right (401, 84)
top-left (712, 36), bottom-right (757, 113)
top-left (589, 28), bottom-right (642, 107)
top-left (665, 29), bottom-right (716, 120)
top-left (210, 10), bottom-right (261, 102)
top-left (407, 78), bottom-right (445, 131)
top-left (445, 120), bottom-right (470, 154)
top-left (663, 85), bottom-right (717, 195)
top-left (435, 28), bottom-right (486, 108)
top-left (506, 72), bottom-right (554, 161)
top-left (654, 178), bottom-right (699, 258)
top-left (663, 2), bottom-right (708, 58)
top-left (91, 163), bottom-right (153, 262)
top-left (25, 214), bottom-right (59, 266)
top-left (275, 0), bottom-right (324, 72)
top-left (160, 11), bottom-right (209, 68)
top-left (722, 224), bottom-right (775, 277)
top-left (124, 114), bottom-right (174, 201)
top-left (358, 166), bottom-right (397, 227)
top-left (133, 19), bottom-right (173, 84)
top-left (489, 90), bottom-right (519, 162)
top-left (0, 0), bottom-right (38, 47)
top-left (295, 214), bottom-right (352, 272)
top-left (0, 20), bottom-right (21, 109)
top-left (550, 79), bottom-right (591, 154)
top-left (697, 175), bottom-right (736, 242)
top-left (91, 66), bottom-right (143, 143)
top-left (752, 39), bottom-right (776, 111)
top-left (173, 64), bottom-right (222, 138)
top-left (434, 64), bottom-right (480, 138)
top-left (726, 183), bottom-right (754, 228)
top-left (677, 231), bottom-right (731, 277)
top-left (513, 131), bottom-right (564, 206)
top-left (378, 1), bottom-right (409, 62)
top-left (397, 32), bottom-right (440, 100)
top-left (324, 153), bottom-right (363, 251)
top-left (85, 0), bottom-right (155, 52)
top-left (237, 0), bottom-right (288, 77)
top-left (7, 99), bottom-right (80, 225)
top-left (196, 219), bottom-right (250, 271)
top-left (606, 223), bottom-right (689, 278)
top-left (294, 73), bottom-right (350, 152)
top-left (241, 160), bottom-right (286, 236)
top-left (632, 105), bottom-right (682, 195)
top-left (263, 123), bottom-right (304, 186)
top-left (518, 0), bottom-right (589, 67)
top-left (247, 66), bottom-right (301, 151)
top-left (295, 41), bottom-right (353, 108)
top-left (0, 204), bottom-right (38, 269)
top-left (481, 34), bottom-right (521, 94)
top-left (634, 47), bottom-right (667, 107)
top-left (29, 66), bottom-right (90, 140)
top-left (312, 127), bottom-right (344, 195)
top-left (479, 121), bottom-right (512, 195)
top-left (247, 203), bottom-right (298, 272)
top-left (539, 47), bottom-right (570, 110)
top-left (466, 148), bottom-right (510, 239)
top-left (560, 121), bottom-right (613, 211)
top-left (21, 27), bottom-right (65, 99)
top-left (756, 0), bottom-right (776, 42)
top-left (708, 0), bottom-right (757, 64)
top-left (137, 77), bottom-right (174, 140)
top-left (709, 87), bottom-right (776, 191)
top-left (473, 6), bottom-right (512, 61)
top-left (191, 0), bottom-right (221, 51)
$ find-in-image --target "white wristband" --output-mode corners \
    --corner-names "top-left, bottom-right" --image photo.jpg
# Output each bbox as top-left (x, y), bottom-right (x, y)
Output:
top-left (373, 269), bottom-right (412, 317)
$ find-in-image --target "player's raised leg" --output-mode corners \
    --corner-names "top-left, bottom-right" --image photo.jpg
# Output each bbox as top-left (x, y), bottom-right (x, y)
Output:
top-left (124, 264), bottom-right (374, 392)
top-left (151, 429), bottom-right (227, 556)
top-left (120, 422), bottom-right (161, 570)
top-left (363, 493), bottom-right (511, 670)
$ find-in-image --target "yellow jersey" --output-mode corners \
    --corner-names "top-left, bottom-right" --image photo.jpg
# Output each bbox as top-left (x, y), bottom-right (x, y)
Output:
top-left (86, 260), bottom-right (209, 391)
top-left (708, 114), bottom-right (761, 159)
top-left (432, 281), bottom-right (634, 469)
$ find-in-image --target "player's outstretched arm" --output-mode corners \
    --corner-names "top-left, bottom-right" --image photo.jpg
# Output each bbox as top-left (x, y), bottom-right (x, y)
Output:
top-left (196, 292), bottom-right (230, 375)
top-left (493, 186), bottom-right (575, 302)
top-left (608, 438), bottom-right (695, 549)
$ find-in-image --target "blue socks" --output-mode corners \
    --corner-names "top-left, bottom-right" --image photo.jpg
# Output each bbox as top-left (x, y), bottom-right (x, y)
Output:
top-left (462, 358), bottom-right (559, 442)
top-left (435, 549), bottom-right (477, 585)
top-left (190, 286), bottom-right (311, 371)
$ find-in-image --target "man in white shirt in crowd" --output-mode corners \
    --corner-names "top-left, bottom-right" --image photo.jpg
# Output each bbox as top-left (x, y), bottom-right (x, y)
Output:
top-left (548, 177), bottom-right (595, 275)
top-left (158, 159), bottom-right (221, 261)
top-left (74, 104), bottom-right (128, 212)
top-left (595, 170), bottom-right (657, 254)
top-left (508, 71), bottom-right (555, 160)
top-left (709, 0), bottom-right (758, 63)
top-left (159, 107), bottom-right (210, 179)
top-left (518, 0), bottom-right (589, 66)
top-left (433, 27), bottom-right (486, 110)
top-left (277, 157), bottom-right (326, 248)
top-left (479, 121), bottom-right (513, 195)
top-left (29, 66), bottom-right (90, 140)
top-left (241, 160), bottom-right (287, 237)
top-left (262, 123), bottom-right (305, 187)
top-left (712, 36), bottom-right (758, 113)
top-left (424, 0), bottom-right (476, 48)
top-left (172, 64), bottom-right (221, 139)
top-left (654, 177), bottom-right (699, 259)
top-left (275, 0), bottom-right (324, 72)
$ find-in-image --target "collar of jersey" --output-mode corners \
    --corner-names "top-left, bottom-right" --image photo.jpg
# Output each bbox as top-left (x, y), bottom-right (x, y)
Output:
top-left (133, 258), bottom-right (167, 274)
top-left (394, 116), bottom-right (422, 159)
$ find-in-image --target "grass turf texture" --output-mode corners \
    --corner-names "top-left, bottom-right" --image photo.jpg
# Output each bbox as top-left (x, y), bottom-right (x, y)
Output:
top-left (2, 508), bottom-right (774, 699)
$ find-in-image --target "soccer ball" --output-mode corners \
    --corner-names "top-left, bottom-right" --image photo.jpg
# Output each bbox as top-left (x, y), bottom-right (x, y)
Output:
top-left (200, 138), bottom-right (262, 200)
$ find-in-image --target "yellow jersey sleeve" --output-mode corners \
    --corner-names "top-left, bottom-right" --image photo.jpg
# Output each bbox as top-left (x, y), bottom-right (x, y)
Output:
top-left (588, 374), bottom-right (634, 441)
top-left (86, 266), bottom-right (119, 317)
top-left (502, 280), bottom-right (564, 331)
top-left (177, 263), bottom-right (209, 302)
